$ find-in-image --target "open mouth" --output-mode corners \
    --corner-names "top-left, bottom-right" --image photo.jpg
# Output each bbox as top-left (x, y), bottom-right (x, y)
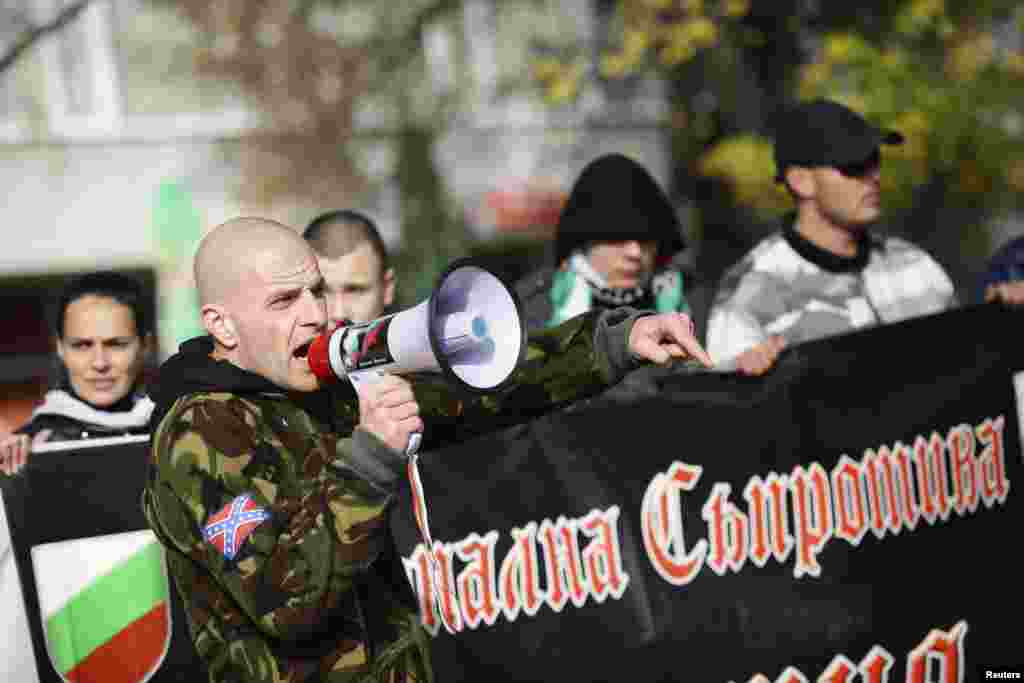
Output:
top-left (293, 340), bottom-right (313, 360)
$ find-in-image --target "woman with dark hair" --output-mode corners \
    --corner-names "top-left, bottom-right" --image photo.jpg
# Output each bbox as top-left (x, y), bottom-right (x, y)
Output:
top-left (0, 271), bottom-right (155, 475)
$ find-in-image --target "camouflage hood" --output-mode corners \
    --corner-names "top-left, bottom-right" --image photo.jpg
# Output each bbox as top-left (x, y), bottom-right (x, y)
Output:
top-left (148, 335), bottom-right (281, 431)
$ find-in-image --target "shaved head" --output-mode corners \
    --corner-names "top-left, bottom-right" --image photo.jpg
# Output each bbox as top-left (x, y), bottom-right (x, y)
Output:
top-left (194, 217), bottom-right (328, 391)
top-left (196, 217), bottom-right (311, 307)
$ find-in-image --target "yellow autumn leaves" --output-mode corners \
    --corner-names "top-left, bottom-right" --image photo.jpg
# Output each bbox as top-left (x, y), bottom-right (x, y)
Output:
top-left (532, 0), bottom-right (750, 103)
top-left (702, 1), bottom-right (1024, 215)
top-left (531, 0), bottom-right (1023, 216)
top-left (697, 135), bottom-right (792, 213)
top-left (532, 58), bottom-right (585, 104)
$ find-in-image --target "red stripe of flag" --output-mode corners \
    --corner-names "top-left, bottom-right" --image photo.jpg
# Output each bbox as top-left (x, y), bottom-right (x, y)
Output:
top-left (65, 603), bottom-right (168, 683)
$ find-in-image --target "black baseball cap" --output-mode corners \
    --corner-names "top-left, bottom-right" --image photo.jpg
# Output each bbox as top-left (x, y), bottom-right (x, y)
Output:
top-left (773, 99), bottom-right (904, 181)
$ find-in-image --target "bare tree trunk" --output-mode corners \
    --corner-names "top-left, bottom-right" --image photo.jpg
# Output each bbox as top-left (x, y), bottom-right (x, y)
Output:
top-left (0, 0), bottom-right (93, 76)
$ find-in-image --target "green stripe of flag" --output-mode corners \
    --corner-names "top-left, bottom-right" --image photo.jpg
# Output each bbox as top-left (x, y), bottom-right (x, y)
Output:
top-left (46, 541), bottom-right (166, 674)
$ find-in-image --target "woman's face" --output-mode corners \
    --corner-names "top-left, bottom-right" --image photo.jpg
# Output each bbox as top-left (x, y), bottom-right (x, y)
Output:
top-left (56, 295), bottom-right (148, 407)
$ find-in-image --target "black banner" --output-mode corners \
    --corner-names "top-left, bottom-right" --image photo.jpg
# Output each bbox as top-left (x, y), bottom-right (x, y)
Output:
top-left (3, 305), bottom-right (1021, 682)
top-left (0, 437), bottom-right (208, 682)
top-left (390, 304), bottom-right (1024, 682)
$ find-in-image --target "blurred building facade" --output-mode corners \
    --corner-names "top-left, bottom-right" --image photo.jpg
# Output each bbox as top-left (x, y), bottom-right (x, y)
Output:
top-left (0, 0), bottom-right (678, 423)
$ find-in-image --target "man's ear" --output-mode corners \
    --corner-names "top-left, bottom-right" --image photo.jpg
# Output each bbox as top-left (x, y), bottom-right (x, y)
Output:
top-left (55, 337), bottom-right (65, 362)
top-left (382, 267), bottom-right (396, 308)
top-left (784, 167), bottom-right (815, 200)
top-left (201, 304), bottom-right (239, 349)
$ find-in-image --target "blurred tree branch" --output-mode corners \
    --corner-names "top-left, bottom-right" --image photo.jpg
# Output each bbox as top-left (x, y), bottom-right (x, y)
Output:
top-left (0, 0), bottom-right (93, 76)
top-left (161, 0), bottom-right (464, 207)
top-left (166, 0), bottom-right (367, 203)
top-left (160, 0), bottom-right (474, 302)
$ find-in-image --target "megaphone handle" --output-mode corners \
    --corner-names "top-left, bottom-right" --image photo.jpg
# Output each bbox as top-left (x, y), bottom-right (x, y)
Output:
top-left (348, 369), bottom-right (423, 457)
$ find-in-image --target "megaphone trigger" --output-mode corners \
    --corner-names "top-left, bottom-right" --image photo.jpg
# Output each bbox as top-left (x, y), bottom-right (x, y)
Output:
top-left (344, 368), bottom-right (424, 458)
top-left (344, 368), bottom-right (379, 393)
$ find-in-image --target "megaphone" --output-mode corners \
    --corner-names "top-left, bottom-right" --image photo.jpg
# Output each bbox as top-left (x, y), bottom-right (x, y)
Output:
top-left (309, 261), bottom-right (524, 631)
top-left (308, 258), bottom-right (525, 394)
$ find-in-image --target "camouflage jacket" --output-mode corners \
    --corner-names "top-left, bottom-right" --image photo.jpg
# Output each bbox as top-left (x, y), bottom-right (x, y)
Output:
top-left (142, 308), bottom-right (645, 683)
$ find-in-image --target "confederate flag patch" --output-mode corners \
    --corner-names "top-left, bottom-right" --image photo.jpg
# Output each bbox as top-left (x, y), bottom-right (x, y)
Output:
top-left (203, 493), bottom-right (270, 560)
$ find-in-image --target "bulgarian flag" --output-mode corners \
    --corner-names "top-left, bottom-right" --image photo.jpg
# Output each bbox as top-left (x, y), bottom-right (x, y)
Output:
top-left (32, 530), bottom-right (171, 683)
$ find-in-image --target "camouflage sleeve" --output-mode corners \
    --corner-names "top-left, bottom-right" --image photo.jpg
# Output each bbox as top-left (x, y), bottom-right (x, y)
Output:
top-left (316, 308), bottom-right (645, 462)
top-left (143, 395), bottom-right (391, 677)
top-left (342, 428), bottom-right (407, 493)
top-left (413, 307), bottom-right (648, 446)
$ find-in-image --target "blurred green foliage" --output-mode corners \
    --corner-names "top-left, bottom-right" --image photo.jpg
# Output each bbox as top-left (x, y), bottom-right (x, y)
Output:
top-left (530, 0), bottom-right (1024, 273)
top-left (137, 1), bottom-right (1022, 297)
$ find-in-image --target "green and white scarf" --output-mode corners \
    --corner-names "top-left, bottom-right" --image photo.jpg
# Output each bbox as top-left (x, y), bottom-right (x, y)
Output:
top-left (548, 251), bottom-right (687, 326)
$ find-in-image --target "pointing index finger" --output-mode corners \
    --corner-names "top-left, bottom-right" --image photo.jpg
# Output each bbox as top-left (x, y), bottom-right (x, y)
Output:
top-left (668, 313), bottom-right (713, 368)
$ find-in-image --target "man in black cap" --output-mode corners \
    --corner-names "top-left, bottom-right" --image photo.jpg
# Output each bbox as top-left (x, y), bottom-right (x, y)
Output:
top-left (706, 98), bottom-right (956, 375)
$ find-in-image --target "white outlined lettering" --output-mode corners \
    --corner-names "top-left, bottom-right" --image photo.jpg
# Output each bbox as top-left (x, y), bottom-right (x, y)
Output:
top-left (641, 462), bottom-right (707, 586)
top-left (644, 417), bottom-right (1009, 587)
top-left (405, 506), bottom-right (630, 634)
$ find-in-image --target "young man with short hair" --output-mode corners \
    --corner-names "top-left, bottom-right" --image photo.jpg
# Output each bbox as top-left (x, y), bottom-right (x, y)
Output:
top-left (707, 99), bottom-right (956, 375)
top-left (303, 209), bottom-right (395, 326)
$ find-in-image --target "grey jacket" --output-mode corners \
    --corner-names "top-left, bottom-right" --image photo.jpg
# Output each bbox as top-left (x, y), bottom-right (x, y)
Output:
top-left (707, 222), bottom-right (956, 365)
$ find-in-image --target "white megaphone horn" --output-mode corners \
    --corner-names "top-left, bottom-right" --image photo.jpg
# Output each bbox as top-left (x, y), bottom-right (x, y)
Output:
top-left (307, 258), bottom-right (525, 395)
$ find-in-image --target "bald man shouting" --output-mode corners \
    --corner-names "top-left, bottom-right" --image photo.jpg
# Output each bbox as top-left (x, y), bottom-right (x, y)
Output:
top-left (143, 217), bottom-right (712, 683)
